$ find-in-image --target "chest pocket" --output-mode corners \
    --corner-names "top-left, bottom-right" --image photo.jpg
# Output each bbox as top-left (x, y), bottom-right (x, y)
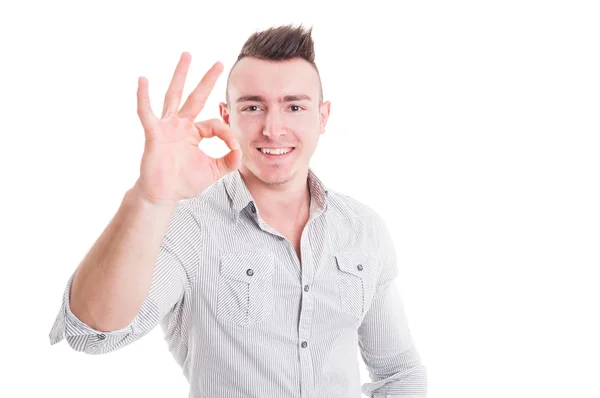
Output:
top-left (217, 251), bottom-right (274, 327)
top-left (334, 252), bottom-right (374, 319)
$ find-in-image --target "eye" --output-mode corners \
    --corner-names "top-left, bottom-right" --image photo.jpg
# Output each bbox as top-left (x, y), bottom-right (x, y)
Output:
top-left (242, 105), bottom-right (261, 112)
top-left (289, 105), bottom-right (302, 112)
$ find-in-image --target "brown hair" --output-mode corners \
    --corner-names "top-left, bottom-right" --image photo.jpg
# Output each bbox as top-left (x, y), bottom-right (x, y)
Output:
top-left (226, 24), bottom-right (323, 104)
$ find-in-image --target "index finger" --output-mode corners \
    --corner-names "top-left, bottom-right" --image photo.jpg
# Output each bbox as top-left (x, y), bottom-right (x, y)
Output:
top-left (194, 119), bottom-right (240, 151)
top-left (178, 61), bottom-right (224, 120)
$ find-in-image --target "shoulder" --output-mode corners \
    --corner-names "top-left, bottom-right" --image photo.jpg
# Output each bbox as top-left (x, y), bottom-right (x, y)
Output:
top-left (325, 188), bottom-right (392, 250)
top-left (326, 188), bottom-right (384, 224)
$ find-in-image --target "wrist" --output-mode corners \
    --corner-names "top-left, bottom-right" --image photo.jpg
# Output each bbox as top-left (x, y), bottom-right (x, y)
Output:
top-left (127, 179), bottom-right (180, 210)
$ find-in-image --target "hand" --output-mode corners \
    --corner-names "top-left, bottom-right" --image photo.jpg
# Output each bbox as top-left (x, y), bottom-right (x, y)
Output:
top-left (134, 52), bottom-right (241, 205)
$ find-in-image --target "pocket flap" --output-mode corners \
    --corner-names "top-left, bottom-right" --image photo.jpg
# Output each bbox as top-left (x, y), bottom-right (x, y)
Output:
top-left (220, 251), bottom-right (274, 283)
top-left (335, 252), bottom-right (369, 278)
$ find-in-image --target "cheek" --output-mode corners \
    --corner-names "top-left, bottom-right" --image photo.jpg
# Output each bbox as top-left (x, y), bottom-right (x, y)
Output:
top-left (231, 115), bottom-right (262, 142)
top-left (285, 113), bottom-right (321, 135)
top-left (234, 114), bottom-right (262, 130)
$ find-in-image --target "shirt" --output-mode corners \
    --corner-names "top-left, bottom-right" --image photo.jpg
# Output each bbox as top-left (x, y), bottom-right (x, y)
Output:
top-left (49, 168), bottom-right (427, 398)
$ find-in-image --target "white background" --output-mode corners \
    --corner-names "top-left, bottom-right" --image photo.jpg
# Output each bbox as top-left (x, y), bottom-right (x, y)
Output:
top-left (1, 1), bottom-right (598, 397)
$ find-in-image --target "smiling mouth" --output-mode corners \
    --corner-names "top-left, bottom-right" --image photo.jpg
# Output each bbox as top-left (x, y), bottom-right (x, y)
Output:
top-left (257, 147), bottom-right (295, 156)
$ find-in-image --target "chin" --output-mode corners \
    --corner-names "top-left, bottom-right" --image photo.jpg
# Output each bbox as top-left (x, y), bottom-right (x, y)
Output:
top-left (252, 164), bottom-right (296, 187)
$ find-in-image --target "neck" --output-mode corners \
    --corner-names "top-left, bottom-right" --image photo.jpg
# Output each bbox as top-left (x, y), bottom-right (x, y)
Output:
top-left (239, 167), bottom-right (311, 223)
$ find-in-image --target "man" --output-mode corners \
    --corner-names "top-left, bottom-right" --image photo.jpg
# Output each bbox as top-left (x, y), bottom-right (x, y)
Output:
top-left (49, 24), bottom-right (427, 398)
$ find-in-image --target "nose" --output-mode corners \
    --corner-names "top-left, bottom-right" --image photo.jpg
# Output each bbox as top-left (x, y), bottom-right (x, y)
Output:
top-left (262, 109), bottom-right (286, 138)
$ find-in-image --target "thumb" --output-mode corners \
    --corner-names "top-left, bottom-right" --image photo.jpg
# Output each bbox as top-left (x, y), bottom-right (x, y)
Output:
top-left (212, 147), bottom-right (242, 178)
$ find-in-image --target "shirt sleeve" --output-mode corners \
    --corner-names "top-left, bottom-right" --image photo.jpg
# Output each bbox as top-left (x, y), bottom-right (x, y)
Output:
top-left (48, 201), bottom-right (201, 355)
top-left (359, 215), bottom-right (428, 398)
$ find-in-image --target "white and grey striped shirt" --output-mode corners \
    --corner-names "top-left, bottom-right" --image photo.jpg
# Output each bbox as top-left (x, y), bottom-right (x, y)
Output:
top-left (49, 168), bottom-right (427, 398)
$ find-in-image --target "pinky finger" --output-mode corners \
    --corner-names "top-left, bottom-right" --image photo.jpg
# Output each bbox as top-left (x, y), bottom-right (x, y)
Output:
top-left (137, 76), bottom-right (158, 130)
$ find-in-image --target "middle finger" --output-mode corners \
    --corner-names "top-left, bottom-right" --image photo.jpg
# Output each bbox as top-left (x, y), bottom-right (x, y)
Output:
top-left (162, 52), bottom-right (192, 118)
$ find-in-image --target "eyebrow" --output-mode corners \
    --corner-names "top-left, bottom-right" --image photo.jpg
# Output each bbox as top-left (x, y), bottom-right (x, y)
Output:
top-left (236, 94), bottom-right (312, 103)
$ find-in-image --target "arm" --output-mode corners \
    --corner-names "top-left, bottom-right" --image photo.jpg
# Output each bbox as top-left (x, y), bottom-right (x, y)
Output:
top-left (71, 182), bottom-right (179, 332)
top-left (359, 216), bottom-right (428, 398)
top-left (48, 184), bottom-right (201, 355)
top-left (48, 53), bottom-right (237, 355)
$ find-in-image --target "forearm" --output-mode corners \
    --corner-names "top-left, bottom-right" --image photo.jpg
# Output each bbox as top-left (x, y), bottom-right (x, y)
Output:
top-left (69, 181), bottom-right (178, 332)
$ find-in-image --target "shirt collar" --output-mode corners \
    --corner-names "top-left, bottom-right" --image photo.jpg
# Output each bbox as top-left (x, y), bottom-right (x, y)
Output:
top-left (223, 168), bottom-right (329, 218)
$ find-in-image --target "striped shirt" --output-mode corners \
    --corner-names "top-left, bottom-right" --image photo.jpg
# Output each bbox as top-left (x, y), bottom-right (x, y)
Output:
top-left (49, 168), bottom-right (427, 397)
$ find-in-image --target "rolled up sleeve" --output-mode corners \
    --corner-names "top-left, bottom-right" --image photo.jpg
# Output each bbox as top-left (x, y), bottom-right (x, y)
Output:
top-left (359, 216), bottom-right (427, 398)
top-left (48, 202), bottom-right (201, 355)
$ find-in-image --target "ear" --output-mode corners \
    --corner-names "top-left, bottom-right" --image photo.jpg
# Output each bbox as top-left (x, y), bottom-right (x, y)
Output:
top-left (319, 100), bottom-right (331, 134)
top-left (219, 102), bottom-right (230, 125)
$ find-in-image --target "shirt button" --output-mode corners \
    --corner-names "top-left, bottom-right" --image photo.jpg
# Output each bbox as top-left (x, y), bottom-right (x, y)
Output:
top-left (301, 341), bottom-right (308, 348)
top-left (278, 236), bottom-right (285, 241)
top-left (97, 334), bottom-right (106, 340)
top-left (357, 264), bottom-right (363, 271)
top-left (250, 204), bottom-right (256, 213)
top-left (246, 269), bottom-right (254, 276)
top-left (304, 285), bottom-right (309, 292)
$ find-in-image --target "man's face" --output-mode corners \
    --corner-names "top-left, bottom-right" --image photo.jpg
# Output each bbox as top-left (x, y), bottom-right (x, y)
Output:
top-left (220, 57), bottom-right (330, 186)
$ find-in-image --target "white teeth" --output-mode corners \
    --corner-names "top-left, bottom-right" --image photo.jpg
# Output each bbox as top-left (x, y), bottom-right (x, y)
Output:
top-left (260, 147), bottom-right (292, 155)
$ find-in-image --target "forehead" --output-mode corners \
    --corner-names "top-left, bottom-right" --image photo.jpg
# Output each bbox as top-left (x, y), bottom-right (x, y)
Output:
top-left (228, 57), bottom-right (320, 101)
